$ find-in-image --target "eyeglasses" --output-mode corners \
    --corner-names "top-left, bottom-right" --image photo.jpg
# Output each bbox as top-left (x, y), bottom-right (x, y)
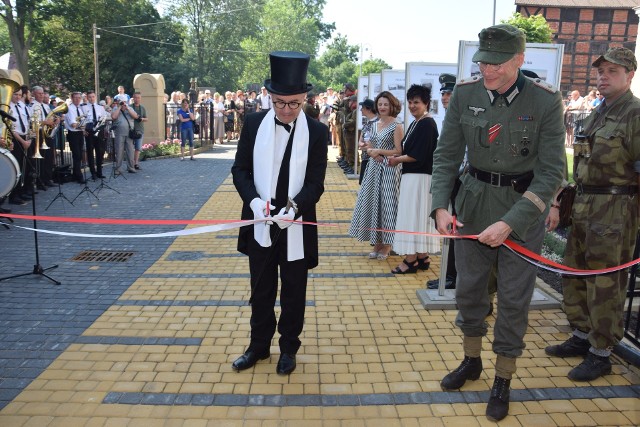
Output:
top-left (476, 62), bottom-right (506, 72)
top-left (273, 100), bottom-right (302, 110)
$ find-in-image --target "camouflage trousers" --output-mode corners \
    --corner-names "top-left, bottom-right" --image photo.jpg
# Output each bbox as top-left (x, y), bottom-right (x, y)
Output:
top-left (563, 193), bottom-right (639, 349)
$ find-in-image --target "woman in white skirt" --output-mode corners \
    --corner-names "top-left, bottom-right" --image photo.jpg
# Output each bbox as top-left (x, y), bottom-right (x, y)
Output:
top-left (387, 84), bottom-right (440, 274)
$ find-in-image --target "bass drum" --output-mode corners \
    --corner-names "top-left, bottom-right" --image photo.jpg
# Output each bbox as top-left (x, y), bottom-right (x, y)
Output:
top-left (0, 147), bottom-right (21, 198)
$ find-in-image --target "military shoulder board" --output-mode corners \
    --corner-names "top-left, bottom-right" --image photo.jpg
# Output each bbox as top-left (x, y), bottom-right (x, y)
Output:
top-left (457, 75), bottom-right (482, 86)
top-left (530, 78), bottom-right (557, 94)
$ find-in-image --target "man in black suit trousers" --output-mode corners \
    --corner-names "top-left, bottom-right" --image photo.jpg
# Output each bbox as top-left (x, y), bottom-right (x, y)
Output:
top-left (231, 51), bottom-right (328, 375)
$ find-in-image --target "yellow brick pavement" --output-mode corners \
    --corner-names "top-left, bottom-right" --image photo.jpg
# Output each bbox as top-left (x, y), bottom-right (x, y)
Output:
top-left (1, 147), bottom-right (639, 426)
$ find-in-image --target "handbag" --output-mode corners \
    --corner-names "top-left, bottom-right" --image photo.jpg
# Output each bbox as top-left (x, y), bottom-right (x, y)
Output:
top-left (558, 183), bottom-right (577, 228)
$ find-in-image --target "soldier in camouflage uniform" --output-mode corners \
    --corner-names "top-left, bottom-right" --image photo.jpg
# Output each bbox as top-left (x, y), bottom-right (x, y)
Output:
top-left (341, 95), bottom-right (358, 175)
top-left (430, 25), bottom-right (565, 421)
top-left (545, 47), bottom-right (640, 381)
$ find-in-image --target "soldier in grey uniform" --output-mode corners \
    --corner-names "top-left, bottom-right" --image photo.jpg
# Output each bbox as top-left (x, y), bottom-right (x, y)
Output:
top-left (430, 24), bottom-right (565, 421)
top-left (545, 48), bottom-right (640, 381)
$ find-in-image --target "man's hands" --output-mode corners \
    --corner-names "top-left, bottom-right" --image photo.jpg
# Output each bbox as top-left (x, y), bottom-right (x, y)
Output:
top-left (435, 208), bottom-right (464, 235)
top-left (250, 198), bottom-right (272, 219)
top-left (273, 207), bottom-right (295, 229)
top-left (477, 221), bottom-right (512, 248)
top-left (436, 209), bottom-right (513, 248)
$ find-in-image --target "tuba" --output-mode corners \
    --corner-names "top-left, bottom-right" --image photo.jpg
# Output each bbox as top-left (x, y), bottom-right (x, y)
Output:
top-left (0, 78), bottom-right (21, 150)
top-left (42, 102), bottom-right (68, 138)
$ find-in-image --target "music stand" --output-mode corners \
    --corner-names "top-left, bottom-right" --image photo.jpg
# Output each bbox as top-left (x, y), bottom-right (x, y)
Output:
top-left (0, 142), bottom-right (60, 285)
top-left (71, 133), bottom-right (99, 203)
top-left (94, 122), bottom-right (119, 195)
top-left (45, 142), bottom-right (74, 211)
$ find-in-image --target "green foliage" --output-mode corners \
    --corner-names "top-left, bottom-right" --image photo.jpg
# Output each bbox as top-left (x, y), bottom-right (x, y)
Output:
top-left (501, 12), bottom-right (553, 43)
top-left (2, 0), bottom-right (398, 99)
top-left (542, 229), bottom-right (566, 262)
top-left (240, 0), bottom-right (334, 87)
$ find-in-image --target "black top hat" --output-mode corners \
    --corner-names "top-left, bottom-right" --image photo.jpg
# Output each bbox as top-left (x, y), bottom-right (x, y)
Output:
top-left (264, 51), bottom-right (313, 96)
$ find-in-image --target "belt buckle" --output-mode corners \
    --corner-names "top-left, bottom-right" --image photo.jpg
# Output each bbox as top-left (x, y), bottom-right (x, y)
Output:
top-left (490, 172), bottom-right (501, 187)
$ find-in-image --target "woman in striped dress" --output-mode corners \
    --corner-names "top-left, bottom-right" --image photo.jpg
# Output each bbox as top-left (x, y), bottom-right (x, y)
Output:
top-left (348, 91), bottom-right (404, 259)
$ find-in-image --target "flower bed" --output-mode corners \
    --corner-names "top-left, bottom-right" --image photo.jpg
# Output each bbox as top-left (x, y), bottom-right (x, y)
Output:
top-left (140, 138), bottom-right (203, 160)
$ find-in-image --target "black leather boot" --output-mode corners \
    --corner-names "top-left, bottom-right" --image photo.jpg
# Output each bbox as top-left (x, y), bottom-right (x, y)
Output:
top-left (545, 335), bottom-right (590, 358)
top-left (440, 356), bottom-right (482, 390)
top-left (486, 377), bottom-right (510, 422)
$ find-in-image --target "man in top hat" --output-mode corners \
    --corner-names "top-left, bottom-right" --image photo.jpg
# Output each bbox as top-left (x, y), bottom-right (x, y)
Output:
top-left (545, 47), bottom-right (640, 382)
top-left (430, 24), bottom-right (565, 421)
top-left (231, 51), bottom-right (329, 375)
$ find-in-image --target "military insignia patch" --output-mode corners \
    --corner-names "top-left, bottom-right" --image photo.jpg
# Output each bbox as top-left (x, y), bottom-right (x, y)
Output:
top-left (518, 115), bottom-right (533, 121)
top-left (468, 106), bottom-right (486, 116)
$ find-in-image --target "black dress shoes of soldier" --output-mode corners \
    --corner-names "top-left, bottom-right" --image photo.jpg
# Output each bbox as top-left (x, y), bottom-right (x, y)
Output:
top-left (231, 349), bottom-right (270, 371)
top-left (440, 356), bottom-right (482, 390)
top-left (276, 353), bottom-right (296, 375)
top-left (486, 377), bottom-right (511, 422)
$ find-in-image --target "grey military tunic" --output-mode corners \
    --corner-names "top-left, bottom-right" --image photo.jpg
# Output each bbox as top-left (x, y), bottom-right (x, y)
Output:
top-left (431, 72), bottom-right (565, 239)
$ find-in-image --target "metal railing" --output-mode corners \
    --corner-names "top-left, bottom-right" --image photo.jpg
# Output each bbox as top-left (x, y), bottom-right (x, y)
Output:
top-left (164, 103), bottom-right (214, 142)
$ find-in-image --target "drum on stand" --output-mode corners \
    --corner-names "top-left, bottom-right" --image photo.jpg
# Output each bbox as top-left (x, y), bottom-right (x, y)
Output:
top-left (0, 147), bottom-right (21, 198)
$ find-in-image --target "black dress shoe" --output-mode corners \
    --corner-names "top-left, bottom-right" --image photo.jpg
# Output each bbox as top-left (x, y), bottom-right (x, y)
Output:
top-left (20, 194), bottom-right (32, 201)
top-left (427, 276), bottom-right (456, 290)
top-left (441, 356), bottom-right (482, 390)
top-left (276, 353), bottom-right (296, 375)
top-left (231, 349), bottom-right (270, 371)
top-left (97, 174), bottom-right (106, 179)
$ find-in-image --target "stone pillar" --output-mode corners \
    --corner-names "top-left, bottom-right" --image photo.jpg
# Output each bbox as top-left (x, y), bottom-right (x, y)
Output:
top-left (633, 7), bottom-right (640, 97)
top-left (0, 69), bottom-right (24, 86)
top-left (133, 73), bottom-right (166, 144)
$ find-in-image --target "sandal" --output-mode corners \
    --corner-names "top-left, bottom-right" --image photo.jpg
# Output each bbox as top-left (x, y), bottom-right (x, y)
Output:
top-left (368, 252), bottom-right (379, 259)
top-left (391, 259), bottom-right (418, 274)
top-left (417, 257), bottom-right (431, 270)
top-left (376, 252), bottom-right (390, 260)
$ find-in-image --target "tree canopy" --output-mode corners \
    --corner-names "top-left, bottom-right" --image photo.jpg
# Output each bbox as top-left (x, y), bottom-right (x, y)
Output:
top-left (0, 0), bottom-right (393, 97)
top-left (501, 12), bottom-right (553, 44)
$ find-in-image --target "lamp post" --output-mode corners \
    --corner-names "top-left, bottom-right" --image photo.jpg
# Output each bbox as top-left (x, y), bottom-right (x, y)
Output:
top-left (93, 24), bottom-right (100, 96)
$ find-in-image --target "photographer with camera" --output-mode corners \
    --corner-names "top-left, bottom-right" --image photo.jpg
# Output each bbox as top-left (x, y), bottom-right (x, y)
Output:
top-left (110, 98), bottom-right (140, 175)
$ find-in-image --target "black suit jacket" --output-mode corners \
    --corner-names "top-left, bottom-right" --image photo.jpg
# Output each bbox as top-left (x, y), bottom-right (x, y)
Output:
top-left (231, 111), bottom-right (329, 269)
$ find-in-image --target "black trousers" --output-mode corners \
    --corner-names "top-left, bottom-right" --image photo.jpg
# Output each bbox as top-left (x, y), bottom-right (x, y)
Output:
top-left (66, 131), bottom-right (84, 180)
top-left (85, 133), bottom-right (105, 176)
top-left (41, 136), bottom-right (55, 183)
top-left (247, 228), bottom-right (309, 354)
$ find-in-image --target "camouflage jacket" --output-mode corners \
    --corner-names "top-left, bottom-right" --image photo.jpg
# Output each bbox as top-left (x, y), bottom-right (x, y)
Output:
top-left (575, 90), bottom-right (640, 187)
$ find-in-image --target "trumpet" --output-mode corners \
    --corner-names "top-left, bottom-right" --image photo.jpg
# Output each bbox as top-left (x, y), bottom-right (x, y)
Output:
top-left (30, 104), bottom-right (43, 159)
top-left (76, 113), bottom-right (88, 130)
top-left (42, 102), bottom-right (68, 138)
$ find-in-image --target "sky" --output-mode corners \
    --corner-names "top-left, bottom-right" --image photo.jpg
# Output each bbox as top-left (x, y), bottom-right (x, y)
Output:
top-left (321, 0), bottom-right (519, 68)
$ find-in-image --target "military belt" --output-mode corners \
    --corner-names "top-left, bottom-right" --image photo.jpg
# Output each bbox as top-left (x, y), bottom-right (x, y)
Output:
top-left (467, 166), bottom-right (533, 188)
top-left (578, 184), bottom-right (639, 195)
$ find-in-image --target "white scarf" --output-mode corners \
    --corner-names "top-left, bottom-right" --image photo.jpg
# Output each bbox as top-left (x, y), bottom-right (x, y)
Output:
top-left (253, 109), bottom-right (309, 261)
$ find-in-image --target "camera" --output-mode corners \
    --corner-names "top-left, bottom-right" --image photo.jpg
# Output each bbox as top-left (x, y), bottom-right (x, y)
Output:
top-left (119, 101), bottom-right (126, 106)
